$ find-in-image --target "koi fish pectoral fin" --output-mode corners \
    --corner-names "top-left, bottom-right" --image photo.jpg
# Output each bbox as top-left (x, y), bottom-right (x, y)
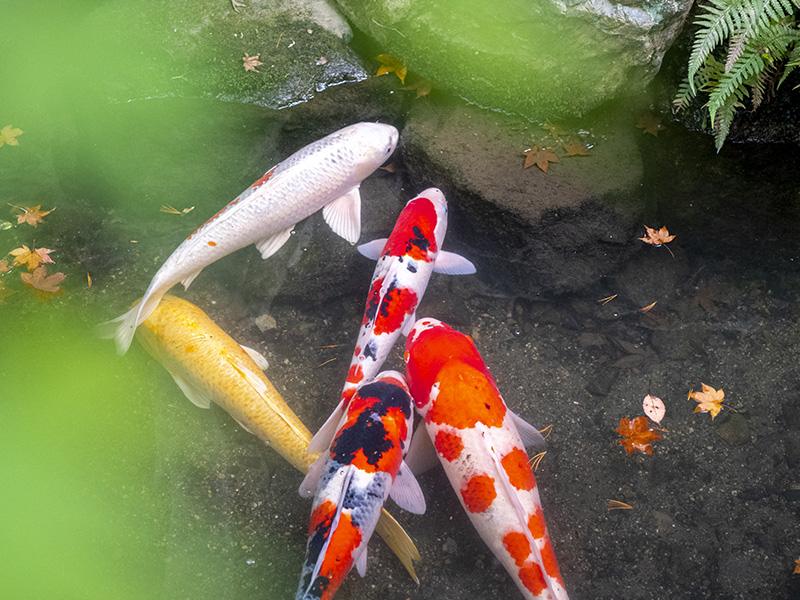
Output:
top-left (240, 344), bottom-right (269, 370)
top-left (298, 453), bottom-right (327, 498)
top-left (356, 238), bottom-right (388, 261)
top-left (389, 461), bottom-right (427, 515)
top-left (322, 186), bottom-right (361, 244)
top-left (180, 268), bottom-right (203, 289)
top-left (510, 409), bottom-right (547, 450)
top-left (401, 313), bottom-right (416, 337)
top-left (255, 226), bottom-right (294, 260)
top-left (169, 370), bottom-right (214, 409)
top-left (432, 250), bottom-right (476, 275)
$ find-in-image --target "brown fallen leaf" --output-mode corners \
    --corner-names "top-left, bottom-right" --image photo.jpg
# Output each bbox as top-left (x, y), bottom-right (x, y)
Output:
top-left (639, 301), bottom-right (657, 313)
top-left (242, 52), bottom-right (264, 72)
top-left (0, 259), bottom-right (9, 274)
top-left (20, 265), bottom-right (66, 293)
top-left (607, 499), bottom-right (634, 510)
top-left (523, 146), bottom-right (559, 172)
top-left (639, 225), bottom-right (675, 246)
top-left (563, 140), bottom-right (591, 156)
top-left (541, 123), bottom-right (567, 139)
top-left (11, 204), bottom-right (54, 227)
top-left (635, 112), bottom-right (666, 136)
top-left (794, 558), bottom-right (800, 575)
top-left (616, 416), bottom-right (662, 455)
top-left (401, 78), bottom-right (432, 98)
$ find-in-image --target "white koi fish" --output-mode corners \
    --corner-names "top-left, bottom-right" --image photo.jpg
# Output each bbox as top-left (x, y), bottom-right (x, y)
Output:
top-left (404, 318), bottom-right (569, 600)
top-left (297, 371), bottom-right (425, 600)
top-left (104, 122), bottom-right (399, 355)
top-left (307, 187), bottom-right (475, 455)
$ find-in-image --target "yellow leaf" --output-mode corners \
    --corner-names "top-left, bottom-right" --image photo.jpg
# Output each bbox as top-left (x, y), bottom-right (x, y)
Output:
top-left (10, 245), bottom-right (55, 271)
top-left (10, 204), bottom-right (54, 227)
top-left (0, 125), bottom-right (24, 147)
top-left (0, 259), bottom-right (9, 274)
top-left (689, 383), bottom-right (726, 420)
top-left (376, 54), bottom-right (407, 84)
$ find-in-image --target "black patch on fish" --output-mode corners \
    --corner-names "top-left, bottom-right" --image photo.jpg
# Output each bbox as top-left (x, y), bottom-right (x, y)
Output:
top-left (407, 262), bottom-right (417, 273)
top-left (363, 282), bottom-right (383, 324)
top-left (378, 280), bottom-right (399, 318)
top-left (308, 575), bottom-right (330, 599)
top-left (406, 225), bottom-right (431, 255)
top-left (364, 340), bottom-right (378, 360)
top-left (330, 382), bottom-right (412, 468)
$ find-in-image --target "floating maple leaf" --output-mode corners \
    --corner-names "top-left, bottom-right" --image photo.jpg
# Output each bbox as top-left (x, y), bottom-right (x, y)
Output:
top-left (689, 383), bottom-right (726, 420)
top-left (523, 146), bottom-right (559, 172)
top-left (0, 259), bottom-right (8, 274)
top-left (20, 265), bottom-right (66, 294)
top-left (10, 204), bottom-right (54, 227)
top-left (242, 52), bottom-right (264, 72)
top-left (639, 225), bottom-right (675, 247)
top-left (0, 125), bottom-right (23, 147)
top-left (541, 123), bottom-right (568, 139)
top-left (10, 245), bottom-right (54, 271)
top-left (635, 112), bottom-right (666, 136)
top-left (616, 416), bottom-right (662, 455)
top-left (563, 140), bottom-right (591, 156)
top-left (794, 557), bottom-right (800, 575)
top-left (376, 54), bottom-right (407, 84)
top-left (401, 78), bottom-right (433, 98)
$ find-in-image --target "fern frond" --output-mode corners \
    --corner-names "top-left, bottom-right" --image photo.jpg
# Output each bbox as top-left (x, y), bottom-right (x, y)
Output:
top-left (778, 45), bottom-right (800, 86)
top-left (713, 102), bottom-right (740, 151)
top-left (726, 33), bottom-right (749, 71)
top-left (687, 0), bottom-right (800, 90)
top-left (751, 60), bottom-right (777, 108)
top-left (675, 56), bottom-right (727, 110)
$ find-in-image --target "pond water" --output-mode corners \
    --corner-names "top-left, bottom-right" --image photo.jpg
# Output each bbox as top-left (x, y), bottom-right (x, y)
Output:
top-left (2, 3), bottom-right (800, 600)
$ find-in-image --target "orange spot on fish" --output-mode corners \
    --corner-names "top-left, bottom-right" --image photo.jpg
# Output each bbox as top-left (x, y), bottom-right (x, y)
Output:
top-left (501, 447), bottom-right (536, 491)
top-left (434, 429), bottom-right (464, 462)
top-left (502, 531), bottom-right (532, 567)
top-left (426, 362), bottom-right (507, 429)
top-left (528, 505), bottom-right (546, 539)
top-left (207, 241), bottom-right (217, 246)
top-left (249, 164), bottom-right (278, 189)
top-left (539, 535), bottom-right (565, 582)
top-left (519, 562), bottom-right (547, 596)
top-left (373, 286), bottom-right (418, 336)
top-left (308, 499), bottom-right (335, 536)
top-left (346, 364), bottom-right (364, 384)
top-left (461, 473), bottom-right (497, 513)
top-left (316, 509), bottom-right (363, 599)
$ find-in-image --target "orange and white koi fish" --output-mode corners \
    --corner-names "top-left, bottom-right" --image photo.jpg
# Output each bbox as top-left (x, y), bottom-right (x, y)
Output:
top-left (404, 318), bottom-right (569, 600)
top-left (135, 295), bottom-right (420, 577)
top-left (297, 371), bottom-right (425, 600)
top-left (308, 187), bottom-right (474, 455)
top-left (105, 122), bottom-right (399, 355)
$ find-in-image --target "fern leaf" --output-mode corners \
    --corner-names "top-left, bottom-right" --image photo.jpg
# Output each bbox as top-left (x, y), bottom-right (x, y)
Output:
top-left (713, 102), bottom-right (739, 151)
top-left (726, 33), bottom-right (749, 71)
top-left (778, 45), bottom-right (800, 86)
top-left (751, 61), bottom-right (777, 108)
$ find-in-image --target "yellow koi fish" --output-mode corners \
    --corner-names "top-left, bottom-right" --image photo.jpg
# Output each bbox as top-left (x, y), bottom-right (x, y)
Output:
top-left (135, 295), bottom-right (420, 578)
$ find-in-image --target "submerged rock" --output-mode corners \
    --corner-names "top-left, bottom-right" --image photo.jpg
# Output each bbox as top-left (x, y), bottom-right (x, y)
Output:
top-left (334, 0), bottom-right (693, 118)
top-left (81, 0), bottom-right (367, 108)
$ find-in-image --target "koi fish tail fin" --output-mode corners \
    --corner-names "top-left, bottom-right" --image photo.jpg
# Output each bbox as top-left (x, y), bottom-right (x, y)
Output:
top-left (97, 294), bottom-right (161, 355)
top-left (375, 508), bottom-right (421, 584)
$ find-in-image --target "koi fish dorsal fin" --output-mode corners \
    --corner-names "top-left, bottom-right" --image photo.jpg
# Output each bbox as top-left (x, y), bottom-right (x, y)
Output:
top-left (375, 508), bottom-right (421, 584)
top-left (432, 250), bottom-right (476, 275)
top-left (356, 238), bottom-right (388, 261)
top-left (322, 186), bottom-right (361, 244)
top-left (509, 409), bottom-right (546, 450)
top-left (389, 461), bottom-right (427, 515)
top-left (306, 405), bottom-right (346, 455)
top-left (240, 345), bottom-right (269, 370)
top-left (255, 225), bottom-right (294, 260)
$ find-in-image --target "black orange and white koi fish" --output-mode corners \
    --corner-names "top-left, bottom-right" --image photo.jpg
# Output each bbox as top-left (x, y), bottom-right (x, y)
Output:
top-left (104, 122), bottom-right (399, 355)
top-left (297, 371), bottom-right (425, 600)
top-left (404, 318), bottom-right (569, 600)
top-left (308, 187), bottom-right (474, 455)
top-left (134, 295), bottom-right (420, 578)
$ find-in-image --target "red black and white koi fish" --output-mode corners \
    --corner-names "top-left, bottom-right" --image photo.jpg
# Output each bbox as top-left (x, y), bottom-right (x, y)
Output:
top-left (102, 122), bottom-right (399, 355)
top-left (297, 371), bottom-right (425, 600)
top-left (308, 187), bottom-right (474, 455)
top-left (404, 318), bottom-right (569, 600)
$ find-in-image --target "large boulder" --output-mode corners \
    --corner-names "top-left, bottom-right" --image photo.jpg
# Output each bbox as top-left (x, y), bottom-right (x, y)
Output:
top-left (334, 0), bottom-right (694, 118)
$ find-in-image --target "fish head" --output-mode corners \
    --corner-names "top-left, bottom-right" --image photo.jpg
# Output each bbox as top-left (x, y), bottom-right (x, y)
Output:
top-left (381, 187), bottom-right (447, 262)
top-left (404, 318), bottom-right (484, 411)
top-left (338, 122), bottom-right (399, 181)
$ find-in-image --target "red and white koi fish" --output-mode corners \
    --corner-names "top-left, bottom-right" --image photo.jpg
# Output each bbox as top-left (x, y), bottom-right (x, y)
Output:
top-left (103, 122), bottom-right (399, 355)
top-left (307, 187), bottom-right (474, 455)
top-left (297, 371), bottom-right (425, 600)
top-left (404, 318), bottom-right (569, 600)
